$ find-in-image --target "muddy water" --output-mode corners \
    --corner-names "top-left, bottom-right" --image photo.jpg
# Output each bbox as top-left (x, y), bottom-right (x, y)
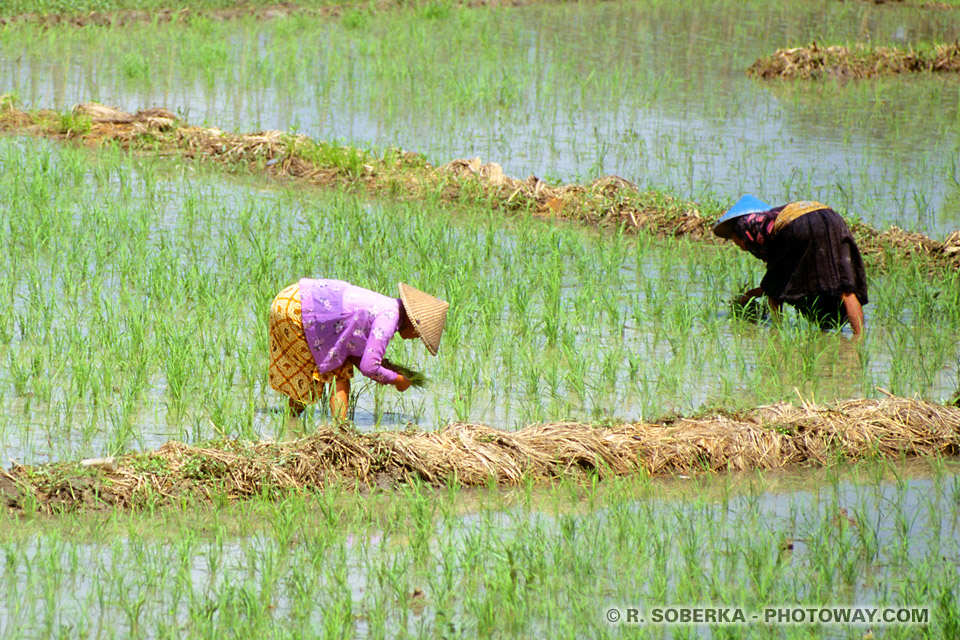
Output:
top-left (2, 1), bottom-right (960, 238)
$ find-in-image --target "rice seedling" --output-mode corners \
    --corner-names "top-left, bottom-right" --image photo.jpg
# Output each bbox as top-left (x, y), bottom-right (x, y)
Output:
top-left (5, 457), bottom-right (957, 637)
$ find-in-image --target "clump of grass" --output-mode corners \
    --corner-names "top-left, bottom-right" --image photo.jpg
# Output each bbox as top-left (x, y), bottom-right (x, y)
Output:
top-left (56, 112), bottom-right (91, 135)
top-left (728, 286), bottom-right (770, 324)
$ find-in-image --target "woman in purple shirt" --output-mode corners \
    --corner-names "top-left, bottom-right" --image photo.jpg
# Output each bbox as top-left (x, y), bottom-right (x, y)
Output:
top-left (268, 279), bottom-right (449, 420)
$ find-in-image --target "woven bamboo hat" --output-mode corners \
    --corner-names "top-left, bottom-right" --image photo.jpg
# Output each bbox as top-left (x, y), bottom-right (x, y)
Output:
top-left (398, 283), bottom-right (449, 356)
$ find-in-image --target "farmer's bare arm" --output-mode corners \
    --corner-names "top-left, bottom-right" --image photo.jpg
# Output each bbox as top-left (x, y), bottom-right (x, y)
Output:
top-left (377, 358), bottom-right (411, 391)
top-left (739, 286), bottom-right (765, 305)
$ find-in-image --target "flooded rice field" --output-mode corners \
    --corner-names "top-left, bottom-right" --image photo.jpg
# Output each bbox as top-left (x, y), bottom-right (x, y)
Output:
top-left (2, 0), bottom-right (960, 636)
top-left (1, 458), bottom-right (957, 638)
top-left (2, 1), bottom-right (960, 237)
top-left (0, 136), bottom-right (957, 466)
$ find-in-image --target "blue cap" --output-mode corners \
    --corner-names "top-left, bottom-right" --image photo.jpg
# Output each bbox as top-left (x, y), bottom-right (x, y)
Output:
top-left (712, 194), bottom-right (771, 239)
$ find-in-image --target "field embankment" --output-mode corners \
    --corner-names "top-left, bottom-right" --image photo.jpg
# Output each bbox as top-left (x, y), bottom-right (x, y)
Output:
top-left (839, 0), bottom-right (958, 9)
top-left (2, 100), bottom-right (959, 273)
top-left (749, 41), bottom-right (960, 79)
top-left (2, 0), bottom-right (957, 28)
top-left (0, 0), bottom-right (542, 27)
top-left (1, 396), bottom-right (959, 514)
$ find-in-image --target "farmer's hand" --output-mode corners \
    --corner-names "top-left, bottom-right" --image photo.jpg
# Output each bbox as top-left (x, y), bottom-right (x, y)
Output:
top-left (738, 286), bottom-right (764, 306)
top-left (394, 374), bottom-right (412, 392)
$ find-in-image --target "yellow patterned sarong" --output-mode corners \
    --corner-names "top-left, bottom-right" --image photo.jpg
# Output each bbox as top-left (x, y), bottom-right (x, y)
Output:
top-left (268, 283), bottom-right (354, 404)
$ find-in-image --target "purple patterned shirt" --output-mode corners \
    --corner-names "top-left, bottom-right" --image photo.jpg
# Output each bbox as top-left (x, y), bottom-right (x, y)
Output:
top-left (300, 279), bottom-right (400, 384)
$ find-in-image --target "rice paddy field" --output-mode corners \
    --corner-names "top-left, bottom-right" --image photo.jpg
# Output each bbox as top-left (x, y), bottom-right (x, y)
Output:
top-left (1, 0), bottom-right (960, 637)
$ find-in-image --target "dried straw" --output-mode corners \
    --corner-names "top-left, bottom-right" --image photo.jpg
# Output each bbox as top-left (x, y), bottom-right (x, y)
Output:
top-left (2, 396), bottom-right (959, 513)
top-left (748, 41), bottom-right (960, 80)
top-left (0, 0), bottom-right (538, 29)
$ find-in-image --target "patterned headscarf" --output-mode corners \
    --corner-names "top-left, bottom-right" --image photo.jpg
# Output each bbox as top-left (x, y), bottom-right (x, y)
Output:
top-left (731, 208), bottom-right (779, 261)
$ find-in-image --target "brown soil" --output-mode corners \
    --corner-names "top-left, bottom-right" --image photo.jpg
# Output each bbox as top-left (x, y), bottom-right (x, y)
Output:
top-left (3, 396), bottom-right (959, 514)
top-left (0, 0), bottom-right (539, 28)
top-left (1, 0), bottom-right (954, 28)
top-left (749, 41), bottom-right (960, 80)
top-left (843, 0), bottom-right (955, 7)
top-left (846, 0), bottom-right (955, 8)
top-left (1, 100), bottom-right (958, 273)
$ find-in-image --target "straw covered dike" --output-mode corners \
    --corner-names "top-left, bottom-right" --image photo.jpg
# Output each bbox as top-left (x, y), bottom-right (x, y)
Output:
top-left (1, 99), bottom-right (958, 273)
top-left (2, 396), bottom-right (959, 513)
top-left (749, 41), bottom-right (960, 79)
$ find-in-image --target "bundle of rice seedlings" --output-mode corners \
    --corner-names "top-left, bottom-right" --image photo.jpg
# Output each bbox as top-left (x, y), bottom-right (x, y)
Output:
top-left (382, 358), bottom-right (429, 388)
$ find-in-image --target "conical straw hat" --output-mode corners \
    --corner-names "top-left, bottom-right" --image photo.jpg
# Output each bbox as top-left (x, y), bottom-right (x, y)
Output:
top-left (398, 283), bottom-right (449, 356)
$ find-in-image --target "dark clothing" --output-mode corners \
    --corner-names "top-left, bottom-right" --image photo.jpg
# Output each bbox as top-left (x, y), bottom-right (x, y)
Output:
top-left (760, 206), bottom-right (868, 329)
top-left (790, 295), bottom-right (850, 331)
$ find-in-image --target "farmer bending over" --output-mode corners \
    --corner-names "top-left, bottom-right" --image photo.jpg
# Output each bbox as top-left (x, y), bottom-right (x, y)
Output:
top-left (713, 196), bottom-right (868, 337)
top-left (268, 279), bottom-right (448, 420)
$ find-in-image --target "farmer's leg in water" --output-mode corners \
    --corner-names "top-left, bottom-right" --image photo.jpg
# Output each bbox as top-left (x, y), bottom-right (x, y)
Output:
top-left (841, 292), bottom-right (864, 337)
top-left (288, 397), bottom-right (307, 417)
top-left (331, 375), bottom-right (350, 421)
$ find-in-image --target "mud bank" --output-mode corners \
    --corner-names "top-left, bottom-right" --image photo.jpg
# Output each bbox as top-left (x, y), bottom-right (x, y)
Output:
top-left (2, 396), bottom-right (959, 514)
top-left (749, 41), bottom-right (960, 79)
top-left (2, 100), bottom-right (958, 273)
top-left (0, 0), bottom-right (540, 28)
